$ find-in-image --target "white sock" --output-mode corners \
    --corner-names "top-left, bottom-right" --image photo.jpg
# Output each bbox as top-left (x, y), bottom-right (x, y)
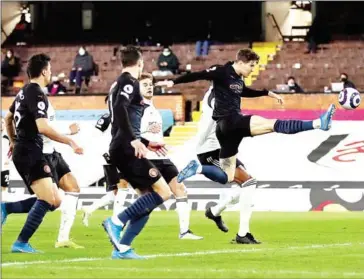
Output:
top-left (176, 197), bottom-right (190, 234)
top-left (238, 179), bottom-right (257, 237)
top-left (57, 192), bottom-right (79, 242)
top-left (196, 161), bottom-right (202, 174)
top-left (112, 188), bottom-right (129, 217)
top-left (313, 119), bottom-right (321, 129)
top-left (111, 214), bottom-right (123, 227)
top-left (210, 183), bottom-right (240, 216)
top-left (87, 191), bottom-right (115, 214)
top-left (118, 244), bottom-right (131, 253)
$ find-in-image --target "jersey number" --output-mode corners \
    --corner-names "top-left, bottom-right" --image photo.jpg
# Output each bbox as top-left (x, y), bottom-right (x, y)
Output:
top-left (14, 101), bottom-right (22, 128)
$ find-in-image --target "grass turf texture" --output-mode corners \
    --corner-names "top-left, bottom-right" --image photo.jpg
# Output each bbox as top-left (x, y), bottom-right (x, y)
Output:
top-left (2, 211), bottom-right (364, 278)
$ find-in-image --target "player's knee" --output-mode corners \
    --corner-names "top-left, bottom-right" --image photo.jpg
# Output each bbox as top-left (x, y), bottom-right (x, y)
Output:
top-left (234, 166), bottom-right (253, 184)
top-left (59, 173), bottom-right (80, 192)
top-left (227, 170), bottom-right (235, 183)
top-left (152, 179), bottom-right (172, 201)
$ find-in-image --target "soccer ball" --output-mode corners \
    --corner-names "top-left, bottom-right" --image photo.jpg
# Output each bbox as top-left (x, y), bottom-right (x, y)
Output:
top-left (338, 88), bottom-right (361, 110)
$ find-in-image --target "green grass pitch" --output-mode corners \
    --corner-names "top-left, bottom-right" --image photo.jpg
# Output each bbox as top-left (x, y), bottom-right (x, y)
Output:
top-left (2, 211), bottom-right (364, 278)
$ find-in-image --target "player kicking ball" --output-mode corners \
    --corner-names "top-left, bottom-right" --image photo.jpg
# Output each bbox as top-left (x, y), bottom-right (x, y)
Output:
top-left (157, 49), bottom-right (335, 243)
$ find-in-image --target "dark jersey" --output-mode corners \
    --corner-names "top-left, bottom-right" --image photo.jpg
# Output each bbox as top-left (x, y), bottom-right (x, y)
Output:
top-left (108, 72), bottom-right (146, 152)
top-left (95, 113), bottom-right (111, 132)
top-left (9, 83), bottom-right (49, 149)
top-left (173, 62), bottom-right (269, 120)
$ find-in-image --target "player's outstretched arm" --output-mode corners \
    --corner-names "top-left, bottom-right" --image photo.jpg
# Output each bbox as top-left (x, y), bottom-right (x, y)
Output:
top-left (36, 118), bottom-right (83, 154)
top-left (156, 66), bottom-right (224, 87)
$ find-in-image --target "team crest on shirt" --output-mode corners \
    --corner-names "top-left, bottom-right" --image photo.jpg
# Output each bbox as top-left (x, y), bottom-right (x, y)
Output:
top-left (123, 84), bottom-right (134, 94)
top-left (230, 83), bottom-right (243, 93)
top-left (43, 165), bottom-right (51, 173)
top-left (38, 101), bottom-right (46, 110)
top-left (149, 168), bottom-right (159, 178)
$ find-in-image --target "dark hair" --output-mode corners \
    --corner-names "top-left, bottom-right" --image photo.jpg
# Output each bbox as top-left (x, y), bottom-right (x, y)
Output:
top-left (236, 48), bottom-right (260, 63)
top-left (287, 76), bottom-right (295, 81)
top-left (121, 45), bottom-right (142, 67)
top-left (340, 72), bottom-right (348, 78)
top-left (27, 53), bottom-right (51, 79)
top-left (7, 49), bottom-right (14, 56)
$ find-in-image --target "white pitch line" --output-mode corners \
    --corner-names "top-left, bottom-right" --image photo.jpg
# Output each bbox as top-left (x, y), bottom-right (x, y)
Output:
top-left (2, 242), bottom-right (363, 267)
top-left (14, 266), bottom-right (364, 277)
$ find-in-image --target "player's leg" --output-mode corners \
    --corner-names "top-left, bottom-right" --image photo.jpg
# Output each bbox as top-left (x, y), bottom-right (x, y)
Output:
top-left (155, 159), bottom-right (202, 240)
top-left (46, 151), bottom-right (82, 249)
top-left (113, 177), bottom-right (171, 259)
top-left (231, 163), bottom-right (260, 244)
top-left (56, 172), bottom-right (83, 248)
top-left (112, 179), bottom-right (129, 217)
top-left (249, 104), bottom-right (336, 136)
top-left (12, 177), bottom-right (61, 253)
top-left (103, 158), bottom-right (171, 259)
top-left (82, 164), bottom-right (120, 226)
top-left (177, 150), bottom-right (228, 184)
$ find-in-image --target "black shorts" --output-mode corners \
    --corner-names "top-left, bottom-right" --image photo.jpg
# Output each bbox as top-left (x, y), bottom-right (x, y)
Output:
top-left (216, 114), bottom-right (252, 158)
top-left (103, 164), bottom-right (122, 192)
top-left (150, 159), bottom-right (178, 184)
top-left (197, 149), bottom-right (245, 169)
top-left (44, 151), bottom-right (71, 185)
top-left (12, 143), bottom-right (53, 194)
top-left (1, 170), bottom-right (10, 187)
top-left (110, 148), bottom-right (161, 191)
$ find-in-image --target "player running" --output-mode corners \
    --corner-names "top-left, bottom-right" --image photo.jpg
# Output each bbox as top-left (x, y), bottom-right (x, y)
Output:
top-left (84, 73), bottom-right (202, 240)
top-left (1, 54), bottom-right (83, 253)
top-left (101, 46), bottom-right (173, 260)
top-left (41, 98), bottom-right (84, 249)
top-left (157, 48), bottom-right (335, 185)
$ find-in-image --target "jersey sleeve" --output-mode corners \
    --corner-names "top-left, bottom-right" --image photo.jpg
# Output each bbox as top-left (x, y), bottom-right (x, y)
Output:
top-left (27, 91), bottom-right (49, 120)
top-left (240, 86), bottom-right (269, 98)
top-left (95, 113), bottom-right (111, 132)
top-left (173, 65), bottom-right (225, 84)
top-left (110, 78), bottom-right (137, 141)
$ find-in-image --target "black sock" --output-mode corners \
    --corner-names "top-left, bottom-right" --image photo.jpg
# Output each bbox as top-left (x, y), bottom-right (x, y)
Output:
top-left (17, 199), bottom-right (51, 243)
top-left (5, 197), bottom-right (37, 214)
top-left (274, 120), bottom-right (313, 134)
top-left (201, 165), bottom-right (228, 184)
top-left (120, 215), bottom-right (150, 246)
top-left (117, 192), bottom-right (164, 225)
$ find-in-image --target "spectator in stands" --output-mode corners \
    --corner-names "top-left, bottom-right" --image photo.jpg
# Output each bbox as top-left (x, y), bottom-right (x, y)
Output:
top-left (5, 13), bottom-right (31, 46)
top-left (1, 49), bottom-right (22, 91)
top-left (287, 76), bottom-right (304, 93)
top-left (305, 16), bottom-right (330, 54)
top-left (195, 20), bottom-right (213, 59)
top-left (340, 73), bottom-right (356, 89)
top-left (69, 46), bottom-right (95, 94)
top-left (152, 47), bottom-right (180, 77)
top-left (47, 73), bottom-right (67, 95)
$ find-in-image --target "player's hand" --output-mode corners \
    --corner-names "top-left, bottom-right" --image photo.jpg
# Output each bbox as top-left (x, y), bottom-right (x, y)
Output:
top-left (69, 139), bottom-right (84, 155)
top-left (7, 142), bottom-right (14, 159)
top-left (131, 139), bottom-right (148, 159)
top-left (155, 80), bottom-right (174, 88)
top-left (268, 91), bottom-right (284, 105)
top-left (69, 123), bottom-right (80, 135)
top-left (147, 141), bottom-right (168, 157)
